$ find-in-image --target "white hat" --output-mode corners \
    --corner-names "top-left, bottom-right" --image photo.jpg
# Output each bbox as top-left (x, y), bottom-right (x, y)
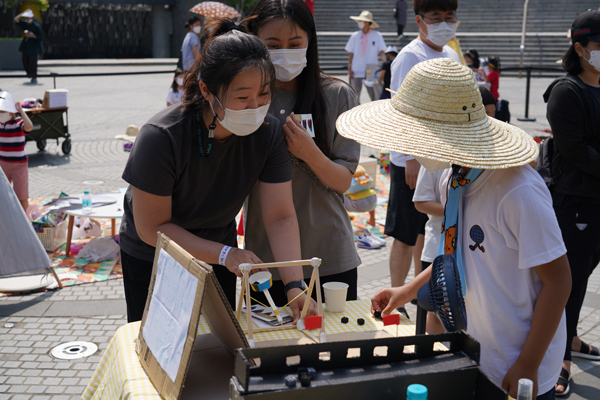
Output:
top-left (385, 46), bottom-right (399, 54)
top-left (0, 92), bottom-right (18, 114)
top-left (336, 58), bottom-right (538, 170)
top-left (350, 11), bottom-right (380, 29)
top-left (115, 125), bottom-right (139, 142)
top-left (21, 9), bottom-right (34, 18)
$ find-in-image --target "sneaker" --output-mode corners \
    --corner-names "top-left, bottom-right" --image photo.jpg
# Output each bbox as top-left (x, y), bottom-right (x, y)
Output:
top-left (356, 233), bottom-right (384, 249)
top-left (31, 78), bottom-right (37, 84)
top-left (368, 234), bottom-right (386, 246)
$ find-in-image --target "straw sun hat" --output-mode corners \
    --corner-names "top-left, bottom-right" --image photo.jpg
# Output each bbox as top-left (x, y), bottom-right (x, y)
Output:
top-left (350, 11), bottom-right (380, 29)
top-left (336, 58), bottom-right (538, 170)
top-left (114, 125), bottom-right (139, 142)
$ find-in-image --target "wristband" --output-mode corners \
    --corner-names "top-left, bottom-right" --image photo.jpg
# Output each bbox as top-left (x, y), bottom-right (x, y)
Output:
top-left (218, 245), bottom-right (232, 266)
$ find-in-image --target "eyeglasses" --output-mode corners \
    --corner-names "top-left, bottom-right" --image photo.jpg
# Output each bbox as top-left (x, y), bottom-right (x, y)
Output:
top-left (420, 14), bottom-right (457, 25)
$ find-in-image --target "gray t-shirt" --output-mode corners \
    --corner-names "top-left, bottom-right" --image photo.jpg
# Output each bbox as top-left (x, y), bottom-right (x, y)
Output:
top-left (244, 78), bottom-right (361, 279)
top-left (182, 32), bottom-right (200, 71)
top-left (120, 105), bottom-right (292, 261)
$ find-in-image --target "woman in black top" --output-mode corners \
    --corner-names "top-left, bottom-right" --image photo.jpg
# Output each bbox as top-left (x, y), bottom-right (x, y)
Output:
top-left (119, 19), bottom-right (316, 323)
top-left (545, 10), bottom-right (600, 397)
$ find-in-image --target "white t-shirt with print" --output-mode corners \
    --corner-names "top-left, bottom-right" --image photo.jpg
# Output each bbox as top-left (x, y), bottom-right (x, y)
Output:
top-left (345, 30), bottom-right (387, 78)
top-left (413, 167), bottom-right (447, 263)
top-left (440, 165), bottom-right (567, 395)
top-left (390, 39), bottom-right (459, 167)
top-left (166, 88), bottom-right (184, 105)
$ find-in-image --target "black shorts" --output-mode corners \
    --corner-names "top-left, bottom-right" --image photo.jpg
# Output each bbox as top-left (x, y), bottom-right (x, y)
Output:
top-left (384, 163), bottom-right (427, 246)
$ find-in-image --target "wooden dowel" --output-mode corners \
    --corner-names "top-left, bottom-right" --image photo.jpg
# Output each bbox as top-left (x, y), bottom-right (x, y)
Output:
top-left (300, 267), bottom-right (317, 320)
top-left (249, 259), bottom-right (314, 270)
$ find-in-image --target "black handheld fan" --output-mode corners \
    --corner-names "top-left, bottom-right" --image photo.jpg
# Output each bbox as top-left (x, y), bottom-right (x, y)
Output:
top-left (417, 254), bottom-right (467, 332)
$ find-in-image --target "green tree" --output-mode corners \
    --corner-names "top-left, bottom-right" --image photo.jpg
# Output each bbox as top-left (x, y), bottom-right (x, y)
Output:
top-left (224, 0), bottom-right (257, 18)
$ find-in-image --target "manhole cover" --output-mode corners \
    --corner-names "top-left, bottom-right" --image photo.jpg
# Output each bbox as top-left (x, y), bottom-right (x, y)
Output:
top-left (82, 180), bottom-right (104, 185)
top-left (51, 341), bottom-right (98, 360)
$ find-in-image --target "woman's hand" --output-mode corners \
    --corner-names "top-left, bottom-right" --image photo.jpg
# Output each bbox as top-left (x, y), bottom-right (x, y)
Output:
top-left (224, 247), bottom-right (263, 277)
top-left (286, 288), bottom-right (318, 324)
top-left (283, 113), bottom-right (320, 163)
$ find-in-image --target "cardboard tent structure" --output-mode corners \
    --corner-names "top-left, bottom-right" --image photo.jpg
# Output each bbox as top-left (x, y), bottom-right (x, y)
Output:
top-left (0, 168), bottom-right (61, 290)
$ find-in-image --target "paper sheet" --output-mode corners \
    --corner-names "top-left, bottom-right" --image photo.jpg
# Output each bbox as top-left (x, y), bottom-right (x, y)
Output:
top-left (143, 249), bottom-right (198, 382)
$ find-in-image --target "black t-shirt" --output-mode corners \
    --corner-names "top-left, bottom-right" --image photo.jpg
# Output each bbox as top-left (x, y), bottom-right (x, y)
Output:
top-left (382, 60), bottom-right (392, 90)
top-left (120, 105), bottom-right (292, 261)
top-left (590, 84), bottom-right (600, 113)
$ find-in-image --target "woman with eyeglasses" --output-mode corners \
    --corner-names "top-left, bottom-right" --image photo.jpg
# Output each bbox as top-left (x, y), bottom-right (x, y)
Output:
top-left (243, 0), bottom-right (361, 305)
top-left (119, 19), bottom-right (317, 324)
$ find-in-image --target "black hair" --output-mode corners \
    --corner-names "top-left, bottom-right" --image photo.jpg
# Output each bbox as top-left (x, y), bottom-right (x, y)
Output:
top-left (487, 56), bottom-right (500, 73)
top-left (479, 86), bottom-right (495, 107)
top-left (182, 18), bottom-right (275, 114)
top-left (185, 16), bottom-right (201, 29)
top-left (244, 0), bottom-right (336, 159)
top-left (464, 49), bottom-right (480, 69)
top-left (171, 68), bottom-right (184, 93)
top-left (413, 0), bottom-right (458, 15)
top-left (562, 38), bottom-right (590, 75)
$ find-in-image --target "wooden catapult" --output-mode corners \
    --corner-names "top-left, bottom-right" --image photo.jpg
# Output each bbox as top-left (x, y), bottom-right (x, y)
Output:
top-left (234, 258), bottom-right (325, 348)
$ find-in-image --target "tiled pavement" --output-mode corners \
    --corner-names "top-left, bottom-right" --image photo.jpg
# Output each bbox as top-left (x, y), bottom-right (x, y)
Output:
top-left (1, 64), bottom-right (600, 399)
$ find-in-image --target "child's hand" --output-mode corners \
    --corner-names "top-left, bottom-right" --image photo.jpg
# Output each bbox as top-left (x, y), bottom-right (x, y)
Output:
top-left (15, 102), bottom-right (23, 113)
top-left (371, 287), bottom-right (412, 315)
top-left (502, 361), bottom-right (538, 398)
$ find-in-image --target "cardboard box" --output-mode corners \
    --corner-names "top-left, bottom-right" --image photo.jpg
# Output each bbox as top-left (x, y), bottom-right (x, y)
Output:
top-left (42, 89), bottom-right (68, 109)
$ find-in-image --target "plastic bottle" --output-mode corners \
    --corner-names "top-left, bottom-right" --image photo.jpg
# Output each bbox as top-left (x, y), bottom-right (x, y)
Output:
top-left (82, 191), bottom-right (92, 215)
top-left (407, 384), bottom-right (427, 400)
top-left (516, 378), bottom-right (533, 400)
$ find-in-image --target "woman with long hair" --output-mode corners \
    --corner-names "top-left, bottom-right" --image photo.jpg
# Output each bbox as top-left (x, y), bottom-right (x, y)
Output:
top-left (544, 10), bottom-right (600, 397)
top-left (119, 19), bottom-right (316, 324)
top-left (243, 0), bottom-right (361, 305)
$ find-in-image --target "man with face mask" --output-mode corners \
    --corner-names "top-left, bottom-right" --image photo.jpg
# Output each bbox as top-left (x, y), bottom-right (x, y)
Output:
top-left (385, 0), bottom-right (459, 319)
top-left (13, 9), bottom-right (44, 84)
top-left (345, 11), bottom-right (387, 101)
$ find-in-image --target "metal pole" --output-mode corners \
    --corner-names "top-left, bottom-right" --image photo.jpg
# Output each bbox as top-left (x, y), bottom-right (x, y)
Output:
top-left (517, 66), bottom-right (537, 122)
top-left (519, 0), bottom-right (530, 78)
top-left (50, 72), bottom-right (58, 89)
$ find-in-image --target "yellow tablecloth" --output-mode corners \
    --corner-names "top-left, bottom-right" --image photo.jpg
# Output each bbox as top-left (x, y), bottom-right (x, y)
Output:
top-left (82, 299), bottom-right (414, 400)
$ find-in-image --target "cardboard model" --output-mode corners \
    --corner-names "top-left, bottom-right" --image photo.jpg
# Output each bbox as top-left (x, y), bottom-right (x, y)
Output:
top-left (136, 233), bottom-right (249, 400)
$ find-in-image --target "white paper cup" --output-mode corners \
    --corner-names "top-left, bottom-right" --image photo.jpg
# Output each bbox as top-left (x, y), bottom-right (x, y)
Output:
top-left (323, 282), bottom-right (349, 313)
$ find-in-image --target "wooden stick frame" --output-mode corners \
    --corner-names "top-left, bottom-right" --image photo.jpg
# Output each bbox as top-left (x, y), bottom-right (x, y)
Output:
top-left (234, 258), bottom-right (323, 347)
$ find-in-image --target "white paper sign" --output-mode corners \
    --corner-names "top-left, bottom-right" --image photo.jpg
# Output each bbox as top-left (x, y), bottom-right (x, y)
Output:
top-left (143, 248), bottom-right (198, 382)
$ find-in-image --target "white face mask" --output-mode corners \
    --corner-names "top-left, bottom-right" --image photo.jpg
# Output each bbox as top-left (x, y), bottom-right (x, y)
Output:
top-left (584, 48), bottom-right (600, 72)
top-left (357, 21), bottom-right (365, 29)
top-left (413, 155), bottom-right (451, 172)
top-left (176, 77), bottom-right (184, 86)
top-left (269, 48), bottom-right (308, 82)
top-left (424, 21), bottom-right (457, 47)
top-left (192, 25), bottom-right (201, 34)
top-left (210, 96), bottom-right (270, 136)
top-left (0, 112), bottom-right (11, 124)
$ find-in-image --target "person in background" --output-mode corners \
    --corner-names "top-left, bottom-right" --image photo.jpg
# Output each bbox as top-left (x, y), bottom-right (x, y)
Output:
top-left (13, 9), bottom-right (43, 84)
top-left (394, 0), bottom-right (408, 39)
top-left (166, 68), bottom-right (185, 107)
top-left (244, 0), bottom-right (361, 304)
top-left (487, 56), bottom-right (501, 100)
top-left (544, 10), bottom-right (600, 397)
top-left (304, 0), bottom-right (314, 15)
top-left (0, 91), bottom-right (33, 211)
top-left (378, 46), bottom-right (398, 99)
top-left (386, 0), bottom-right (459, 318)
top-left (479, 86), bottom-right (497, 117)
top-left (345, 10), bottom-right (387, 100)
top-left (464, 49), bottom-right (489, 86)
top-left (182, 16), bottom-right (201, 71)
top-left (119, 19), bottom-right (317, 323)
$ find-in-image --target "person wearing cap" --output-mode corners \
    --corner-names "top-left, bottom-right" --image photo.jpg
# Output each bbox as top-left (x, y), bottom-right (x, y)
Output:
top-left (345, 11), bottom-right (387, 101)
top-left (543, 9), bottom-right (600, 397)
top-left (386, 0), bottom-right (459, 317)
top-left (0, 91), bottom-right (33, 211)
top-left (337, 58), bottom-right (570, 400)
top-left (13, 9), bottom-right (43, 84)
top-left (378, 45), bottom-right (398, 99)
top-left (181, 16), bottom-right (202, 71)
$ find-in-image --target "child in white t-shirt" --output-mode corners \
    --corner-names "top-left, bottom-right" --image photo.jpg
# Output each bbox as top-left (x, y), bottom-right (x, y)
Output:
top-left (336, 58), bottom-right (571, 399)
top-left (166, 69), bottom-right (185, 107)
